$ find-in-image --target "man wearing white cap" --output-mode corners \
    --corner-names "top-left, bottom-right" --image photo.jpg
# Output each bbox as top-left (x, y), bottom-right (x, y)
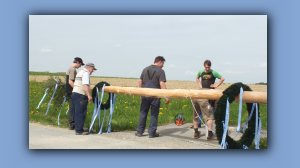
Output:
top-left (72, 63), bottom-right (97, 135)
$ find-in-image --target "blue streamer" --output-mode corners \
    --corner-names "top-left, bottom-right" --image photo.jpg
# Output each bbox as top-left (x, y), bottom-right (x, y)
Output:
top-left (236, 87), bottom-right (243, 133)
top-left (107, 93), bottom-right (116, 133)
top-left (243, 145), bottom-right (248, 149)
top-left (220, 98), bottom-right (230, 149)
top-left (90, 87), bottom-right (99, 132)
top-left (99, 108), bottom-right (107, 134)
top-left (242, 103), bottom-right (256, 133)
top-left (66, 108), bottom-right (69, 115)
top-left (254, 103), bottom-right (262, 149)
top-left (57, 94), bottom-right (67, 125)
top-left (89, 84), bottom-right (106, 132)
top-left (36, 88), bottom-right (49, 109)
top-left (45, 78), bottom-right (59, 115)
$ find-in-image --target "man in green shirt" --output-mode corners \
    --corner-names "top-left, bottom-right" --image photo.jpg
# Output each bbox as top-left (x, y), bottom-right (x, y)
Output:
top-left (193, 60), bottom-right (225, 140)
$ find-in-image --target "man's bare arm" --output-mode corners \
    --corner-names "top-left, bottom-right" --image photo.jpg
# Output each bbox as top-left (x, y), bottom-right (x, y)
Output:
top-left (196, 77), bottom-right (202, 88)
top-left (139, 79), bottom-right (143, 99)
top-left (83, 84), bottom-right (92, 101)
top-left (68, 80), bottom-right (74, 88)
top-left (160, 81), bottom-right (170, 104)
top-left (211, 76), bottom-right (225, 88)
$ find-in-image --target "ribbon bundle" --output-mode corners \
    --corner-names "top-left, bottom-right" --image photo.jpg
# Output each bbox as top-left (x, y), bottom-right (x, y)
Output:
top-left (89, 84), bottom-right (116, 134)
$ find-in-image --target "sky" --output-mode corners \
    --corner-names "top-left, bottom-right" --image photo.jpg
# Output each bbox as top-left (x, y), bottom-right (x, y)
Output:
top-left (29, 15), bottom-right (267, 84)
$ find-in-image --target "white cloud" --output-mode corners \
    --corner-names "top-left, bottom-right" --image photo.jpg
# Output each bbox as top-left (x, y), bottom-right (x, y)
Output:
top-left (223, 70), bottom-right (245, 74)
top-left (259, 63), bottom-right (267, 67)
top-left (115, 44), bottom-right (122, 47)
top-left (221, 62), bottom-right (234, 65)
top-left (168, 64), bottom-right (177, 68)
top-left (185, 71), bottom-right (197, 75)
top-left (40, 47), bottom-right (53, 53)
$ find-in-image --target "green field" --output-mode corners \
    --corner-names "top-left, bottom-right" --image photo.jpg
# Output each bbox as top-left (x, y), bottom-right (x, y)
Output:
top-left (29, 75), bottom-right (267, 149)
top-left (29, 80), bottom-right (267, 131)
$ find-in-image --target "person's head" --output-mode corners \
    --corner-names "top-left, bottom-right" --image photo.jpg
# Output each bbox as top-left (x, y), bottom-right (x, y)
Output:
top-left (74, 57), bottom-right (85, 68)
top-left (85, 63), bottom-right (97, 75)
top-left (203, 60), bottom-right (211, 72)
top-left (154, 56), bottom-right (166, 68)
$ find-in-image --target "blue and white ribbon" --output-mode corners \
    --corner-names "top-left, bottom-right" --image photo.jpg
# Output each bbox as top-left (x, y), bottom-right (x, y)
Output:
top-left (66, 108), bottom-right (69, 115)
top-left (243, 145), bottom-right (248, 149)
top-left (45, 78), bottom-right (59, 115)
top-left (220, 98), bottom-right (230, 149)
top-left (255, 103), bottom-right (262, 149)
top-left (99, 108), bottom-right (107, 134)
top-left (57, 94), bottom-right (67, 125)
top-left (107, 93), bottom-right (116, 133)
top-left (36, 88), bottom-right (49, 109)
top-left (90, 87), bottom-right (99, 131)
top-left (242, 103), bottom-right (256, 133)
top-left (89, 84), bottom-right (106, 133)
top-left (236, 87), bottom-right (243, 133)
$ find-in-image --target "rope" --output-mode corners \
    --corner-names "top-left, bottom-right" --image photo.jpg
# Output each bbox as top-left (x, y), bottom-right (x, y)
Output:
top-left (187, 88), bottom-right (215, 133)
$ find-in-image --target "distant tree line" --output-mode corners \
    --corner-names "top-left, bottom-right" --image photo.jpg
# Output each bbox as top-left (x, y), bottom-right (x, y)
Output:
top-left (255, 82), bottom-right (267, 85)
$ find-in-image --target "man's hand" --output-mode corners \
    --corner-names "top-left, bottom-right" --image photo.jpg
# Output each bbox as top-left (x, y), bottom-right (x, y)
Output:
top-left (165, 98), bottom-right (170, 104)
top-left (83, 84), bottom-right (92, 101)
top-left (210, 84), bottom-right (216, 88)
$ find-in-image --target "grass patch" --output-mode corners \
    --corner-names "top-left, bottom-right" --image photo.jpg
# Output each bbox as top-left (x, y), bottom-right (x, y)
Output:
top-left (29, 80), bottom-right (267, 147)
top-left (249, 137), bottom-right (267, 149)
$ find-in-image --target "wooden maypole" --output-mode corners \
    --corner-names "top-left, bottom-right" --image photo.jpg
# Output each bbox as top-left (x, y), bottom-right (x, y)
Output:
top-left (91, 86), bottom-right (267, 104)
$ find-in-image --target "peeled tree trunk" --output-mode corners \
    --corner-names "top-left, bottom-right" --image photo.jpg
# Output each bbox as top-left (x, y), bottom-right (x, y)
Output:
top-left (91, 86), bottom-right (267, 104)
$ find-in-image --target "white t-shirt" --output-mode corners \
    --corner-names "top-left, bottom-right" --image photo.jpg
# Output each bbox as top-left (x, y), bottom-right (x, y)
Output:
top-left (82, 68), bottom-right (90, 85)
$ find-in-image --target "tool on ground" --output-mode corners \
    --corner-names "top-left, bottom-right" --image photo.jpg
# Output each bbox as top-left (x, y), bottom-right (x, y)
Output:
top-left (174, 113), bottom-right (185, 126)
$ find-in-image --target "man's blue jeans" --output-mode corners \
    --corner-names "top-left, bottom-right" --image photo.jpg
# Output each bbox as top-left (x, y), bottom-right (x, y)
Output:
top-left (72, 92), bottom-right (88, 133)
top-left (137, 97), bottom-right (161, 135)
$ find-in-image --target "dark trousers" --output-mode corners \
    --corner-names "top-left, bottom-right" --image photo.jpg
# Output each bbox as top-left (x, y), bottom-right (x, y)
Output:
top-left (137, 97), bottom-right (161, 135)
top-left (72, 92), bottom-right (88, 133)
top-left (67, 93), bottom-right (75, 128)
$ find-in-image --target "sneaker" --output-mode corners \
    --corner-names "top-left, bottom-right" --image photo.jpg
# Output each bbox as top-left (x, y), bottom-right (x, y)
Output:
top-left (149, 132), bottom-right (159, 138)
top-left (207, 134), bottom-right (217, 141)
top-left (83, 127), bottom-right (88, 132)
top-left (135, 132), bottom-right (143, 137)
top-left (76, 132), bottom-right (89, 135)
top-left (69, 126), bottom-right (75, 130)
top-left (194, 131), bottom-right (201, 139)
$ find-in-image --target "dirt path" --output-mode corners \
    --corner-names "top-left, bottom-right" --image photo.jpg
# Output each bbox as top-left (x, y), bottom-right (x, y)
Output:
top-left (29, 122), bottom-right (267, 149)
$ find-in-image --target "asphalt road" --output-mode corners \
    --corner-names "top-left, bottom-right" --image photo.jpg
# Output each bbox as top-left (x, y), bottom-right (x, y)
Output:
top-left (29, 122), bottom-right (267, 149)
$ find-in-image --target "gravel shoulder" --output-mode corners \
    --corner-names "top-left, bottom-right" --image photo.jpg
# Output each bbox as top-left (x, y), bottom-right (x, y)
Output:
top-left (29, 122), bottom-right (267, 149)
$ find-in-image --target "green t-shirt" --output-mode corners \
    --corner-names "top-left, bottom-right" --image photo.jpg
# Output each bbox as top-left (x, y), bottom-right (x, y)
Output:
top-left (197, 69), bottom-right (222, 89)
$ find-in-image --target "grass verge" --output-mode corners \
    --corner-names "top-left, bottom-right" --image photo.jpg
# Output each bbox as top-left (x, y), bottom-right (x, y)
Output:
top-left (29, 80), bottom-right (267, 148)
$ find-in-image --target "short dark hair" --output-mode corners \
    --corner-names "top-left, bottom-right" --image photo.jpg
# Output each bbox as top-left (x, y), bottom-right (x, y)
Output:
top-left (204, 60), bottom-right (211, 66)
top-left (74, 57), bottom-right (85, 65)
top-left (154, 56), bottom-right (166, 63)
